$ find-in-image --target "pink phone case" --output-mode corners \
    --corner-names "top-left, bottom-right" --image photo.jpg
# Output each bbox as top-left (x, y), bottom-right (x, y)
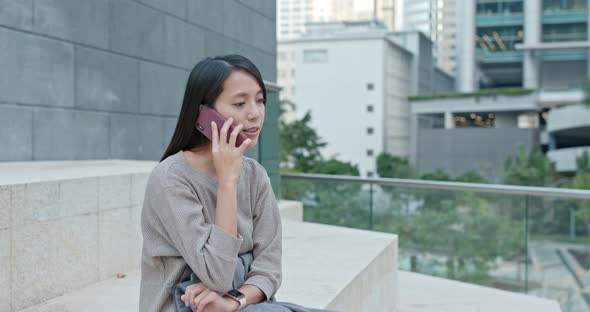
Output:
top-left (195, 105), bottom-right (248, 147)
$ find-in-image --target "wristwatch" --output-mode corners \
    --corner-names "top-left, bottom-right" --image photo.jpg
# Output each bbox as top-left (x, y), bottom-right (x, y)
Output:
top-left (224, 289), bottom-right (247, 310)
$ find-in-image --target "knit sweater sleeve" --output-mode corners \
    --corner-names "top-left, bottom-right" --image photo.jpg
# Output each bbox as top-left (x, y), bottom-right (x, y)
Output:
top-left (150, 184), bottom-right (243, 293)
top-left (242, 170), bottom-right (283, 300)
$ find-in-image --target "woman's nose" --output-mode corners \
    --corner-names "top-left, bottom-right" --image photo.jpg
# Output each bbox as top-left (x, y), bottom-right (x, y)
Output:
top-left (247, 102), bottom-right (260, 120)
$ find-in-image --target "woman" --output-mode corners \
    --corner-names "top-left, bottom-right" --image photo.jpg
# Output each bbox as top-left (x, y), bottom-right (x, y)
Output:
top-left (139, 55), bottom-right (333, 312)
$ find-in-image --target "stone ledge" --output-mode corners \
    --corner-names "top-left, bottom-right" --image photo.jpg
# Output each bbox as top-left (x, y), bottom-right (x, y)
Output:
top-left (277, 200), bottom-right (303, 222)
top-left (18, 220), bottom-right (398, 312)
top-left (398, 271), bottom-right (562, 312)
top-left (0, 159), bottom-right (156, 186)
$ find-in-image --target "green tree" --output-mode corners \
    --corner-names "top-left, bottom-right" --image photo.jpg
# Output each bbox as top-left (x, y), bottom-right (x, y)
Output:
top-left (279, 110), bottom-right (326, 173)
top-left (583, 80), bottom-right (590, 108)
top-left (311, 159), bottom-right (359, 175)
top-left (376, 153), bottom-right (416, 178)
top-left (455, 170), bottom-right (487, 183)
top-left (502, 145), bottom-right (574, 238)
top-left (571, 151), bottom-right (590, 235)
top-left (503, 145), bottom-right (556, 187)
top-left (420, 168), bottom-right (452, 181)
top-left (279, 110), bottom-right (365, 227)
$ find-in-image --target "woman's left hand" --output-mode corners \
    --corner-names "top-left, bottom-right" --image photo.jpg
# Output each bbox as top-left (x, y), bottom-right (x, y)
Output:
top-left (181, 283), bottom-right (240, 311)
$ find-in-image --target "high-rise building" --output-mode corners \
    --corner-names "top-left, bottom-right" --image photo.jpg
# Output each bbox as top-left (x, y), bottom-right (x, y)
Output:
top-left (457, 0), bottom-right (590, 90)
top-left (401, 0), bottom-right (457, 74)
top-left (277, 0), bottom-right (315, 41)
top-left (278, 0), bottom-right (399, 123)
top-left (287, 21), bottom-right (453, 176)
top-left (413, 0), bottom-right (590, 180)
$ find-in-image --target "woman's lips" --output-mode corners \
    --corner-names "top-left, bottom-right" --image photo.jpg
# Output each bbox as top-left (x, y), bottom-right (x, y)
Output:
top-left (242, 128), bottom-right (260, 138)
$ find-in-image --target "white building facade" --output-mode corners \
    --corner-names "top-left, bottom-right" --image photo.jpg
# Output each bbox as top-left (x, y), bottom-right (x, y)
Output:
top-left (292, 22), bottom-right (423, 177)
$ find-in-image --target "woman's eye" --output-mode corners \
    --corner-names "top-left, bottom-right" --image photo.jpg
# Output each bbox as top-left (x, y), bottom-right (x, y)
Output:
top-left (257, 98), bottom-right (266, 104)
top-left (234, 102), bottom-right (246, 107)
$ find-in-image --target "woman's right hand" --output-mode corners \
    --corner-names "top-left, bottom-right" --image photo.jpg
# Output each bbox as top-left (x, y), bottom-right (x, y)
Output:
top-left (181, 283), bottom-right (239, 311)
top-left (211, 118), bottom-right (251, 185)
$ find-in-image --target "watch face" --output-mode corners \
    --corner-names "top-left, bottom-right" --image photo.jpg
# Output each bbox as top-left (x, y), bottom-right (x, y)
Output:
top-left (227, 289), bottom-right (245, 299)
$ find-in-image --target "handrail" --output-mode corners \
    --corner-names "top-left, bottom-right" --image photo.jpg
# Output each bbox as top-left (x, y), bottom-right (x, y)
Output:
top-left (281, 173), bottom-right (590, 200)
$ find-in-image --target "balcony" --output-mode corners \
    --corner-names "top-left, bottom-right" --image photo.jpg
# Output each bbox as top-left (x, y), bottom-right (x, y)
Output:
top-left (542, 49), bottom-right (588, 61)
top-left (543, 10), bottom-right (588, 24)
top-left (477, 50), bottom-right (524, 63)
top-left (476, 14), bottom-right (524, 27)
top-left (282, 173), bottom-right (590, 312)
top-left (547, 103), bottom-right (590, 133)
top-left (548, 146), bottom-right (590, 172)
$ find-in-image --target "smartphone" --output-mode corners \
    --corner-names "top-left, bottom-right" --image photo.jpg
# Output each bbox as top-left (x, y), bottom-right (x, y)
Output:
top-left (195, 105), bottom-right (248, 147)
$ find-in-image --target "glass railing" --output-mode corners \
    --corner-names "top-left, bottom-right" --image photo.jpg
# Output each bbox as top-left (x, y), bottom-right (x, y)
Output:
top-left (281, 173), bottom-right (590, 312)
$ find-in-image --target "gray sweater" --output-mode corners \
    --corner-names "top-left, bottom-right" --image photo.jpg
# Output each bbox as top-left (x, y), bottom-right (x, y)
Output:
top-left (139, 151), bottom-right (282, 312)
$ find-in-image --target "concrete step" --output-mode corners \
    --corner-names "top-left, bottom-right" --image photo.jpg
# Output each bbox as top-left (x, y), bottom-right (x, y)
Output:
top-left (17, 220), bottom-right (398, 312)
top-left (398, 271), bottom-right (562, 312)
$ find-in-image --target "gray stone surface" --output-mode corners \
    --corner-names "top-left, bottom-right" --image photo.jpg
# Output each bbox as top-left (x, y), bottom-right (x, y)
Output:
top-left (164, 16), bottom-right (205, 69)
top-left (139, 61), bottom-right (186, 116)
top-left (9, 179), bottom-right (97, 226)
top-left (223, 0), bottom-right (252, 42)
top-left (187, 0), bottom-right (225, 31)
top-left (162, 117), bottom-right (177, 154)
top-left (203, 29), bottom-right (238, 57)
top-left (278, 200), bottom-right (303, 222)
top-left (398, 271), bottom-right (562, 312)
top-left (109, 0), bottom-right (165, 62)
top-left (237, 0), bottom-right (276, 20)
top-left (0, 0), bottom-right (277, 163)
top-left (98, 206), bottom-right (142, 280)
top-left (0, 186), bottom-right (9, 229)
top-left (251, 15), bottom-right (277, 54)
top-left (137, 0), bottom-right (187, 19)
top-left (12, 181), bottom-right (59, 226)
top-left (0, 160), bottom-right (155, 186)
top-left (0, 228), bottom-right (10, 312)
top-left (32, 108), bottom-right (110, 160)
top-left (109, 113), bottom-right (165, 160)
top-left (236, 45), bottom-right (276, 81)
top-left (0, 28), bottom-right (74, 107)
top-left (0, 105), bottom-right (33, 161)
top-left (59, 177), bottom-right (99, 216)
top-left (75, 46), bottom-right (139, 113)
top-left (11, 215), bottom-right (99, 311)
top-left (0, 0), bottom-right (32, 30)
top-left (130, 173), bottom-right (149, 206)
top-left (98, 174), bottom-right (131, 211)
top-left (15, 211), bottom-right (398, 312)
top-left (33, 0), bottom-right (109, 48)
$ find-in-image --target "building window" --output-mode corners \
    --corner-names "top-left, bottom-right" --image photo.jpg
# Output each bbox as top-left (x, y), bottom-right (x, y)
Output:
top-left (303, 49), bottom-right (328, 63)
top-left (367, 105), bottom-right (374, 112)
top-left (291, 68), bottom-right (295, 77)
top-left (367, 83), bottom-right (374, 91)
top-left (367, 127), bottom-right (374, 135)
top-left (367, 149), bottom-right (374, 156)
top-left (367, 171), bottom-right (374, 177)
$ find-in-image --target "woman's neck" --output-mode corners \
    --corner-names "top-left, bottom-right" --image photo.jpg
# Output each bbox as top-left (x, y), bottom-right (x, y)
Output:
top-left (183, 144), bottom-right (216, 177)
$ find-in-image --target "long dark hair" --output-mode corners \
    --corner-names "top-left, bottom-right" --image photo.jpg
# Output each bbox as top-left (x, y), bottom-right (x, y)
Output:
top-left (160, 54), bottom-right (266, 162)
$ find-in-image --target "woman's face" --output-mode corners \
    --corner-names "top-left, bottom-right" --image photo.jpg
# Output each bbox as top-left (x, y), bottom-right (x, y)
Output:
top-left (213, 69), bottom-right (265, 147)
